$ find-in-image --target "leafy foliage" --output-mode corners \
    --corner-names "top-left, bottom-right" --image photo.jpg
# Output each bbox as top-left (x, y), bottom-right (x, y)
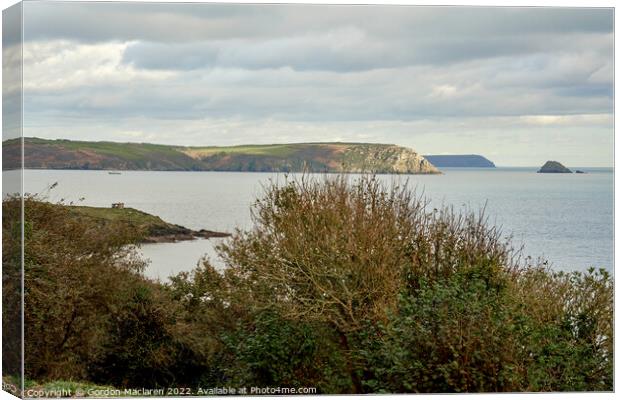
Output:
top-left (3, 175), bottom-right (613, 393)
top-left (3, 196), bottom-right (183, 387)
top-left (204, 175), bottom-right (613, 392)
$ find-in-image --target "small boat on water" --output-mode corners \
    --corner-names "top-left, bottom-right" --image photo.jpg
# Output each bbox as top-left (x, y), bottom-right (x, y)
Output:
top-left (108, 171), bottom-right (122, 175)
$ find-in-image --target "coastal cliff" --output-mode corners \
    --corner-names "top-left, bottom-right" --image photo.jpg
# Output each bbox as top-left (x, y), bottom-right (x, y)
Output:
top-left (3, 138), bottom-right (440, 174)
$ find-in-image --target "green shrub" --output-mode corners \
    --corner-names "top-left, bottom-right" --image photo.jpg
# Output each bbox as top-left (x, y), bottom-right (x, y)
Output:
top-left (205, 174), bottom-right (613, 392)
top-left (515, 268), bottom-right (613, 391)
top-left (3, 196), bottom-right (185, 387)
top-left (220, 310), bottom-right (350, 391)
top-left (2, 196), bottom-right (23, 377)
top-left (168, 264), bottom-right (353, 392)
top-left (17, 197), bottom-right (146, 380)
top-left (4, 175), bottom-right (613, 393)
top-left (358, 273), bottom-right (519, 393)
top-left (88, 281), bottom-right (182, 388)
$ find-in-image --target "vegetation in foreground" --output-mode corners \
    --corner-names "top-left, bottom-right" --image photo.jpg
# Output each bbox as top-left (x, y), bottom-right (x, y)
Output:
top-left (2, 175), bottom-right (613, 395)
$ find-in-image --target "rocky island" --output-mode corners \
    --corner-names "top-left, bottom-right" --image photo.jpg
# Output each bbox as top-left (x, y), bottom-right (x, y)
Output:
top-left (538, 161), bottom-right (572, 173)
top-left (3, 137), bottom-right (440, 174)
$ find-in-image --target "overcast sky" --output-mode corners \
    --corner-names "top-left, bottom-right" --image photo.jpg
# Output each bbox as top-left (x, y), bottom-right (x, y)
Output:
top-left (11, 2), bottom-right (614, 166)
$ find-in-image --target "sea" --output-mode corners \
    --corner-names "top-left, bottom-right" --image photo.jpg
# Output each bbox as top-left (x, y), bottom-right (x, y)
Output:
top-left (10, 168), bottom-right (614, 281)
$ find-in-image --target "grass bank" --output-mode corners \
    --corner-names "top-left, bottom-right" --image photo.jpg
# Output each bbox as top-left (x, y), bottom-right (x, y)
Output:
top-left (68, 205), bottom-right (230, 243)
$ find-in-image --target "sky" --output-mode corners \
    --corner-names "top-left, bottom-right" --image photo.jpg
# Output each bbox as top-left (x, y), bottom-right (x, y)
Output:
top-left (6, 2), bottom-right (615, 166)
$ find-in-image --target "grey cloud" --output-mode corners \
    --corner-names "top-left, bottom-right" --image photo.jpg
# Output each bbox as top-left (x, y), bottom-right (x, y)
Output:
top-left (22, 3), bottom-right (615, 74)
top-left (121, 30), bottom-right (407, 72)
top-left (17, 3), bottom-right (614, 167)
top-left (3, 3), bottom-right (23, 140)
top-left (23, 57), bottom-right (613, 123)
top-left (23, 2), bottom-right (284, 43)
top-left (123, 42), bottom-right (220, 70)
top-left (23, 2), bottom-right (612, 44)
top-left (2, 2), bottom-right (22, 47)
top-left (121, 29), bottom-right (612, 72)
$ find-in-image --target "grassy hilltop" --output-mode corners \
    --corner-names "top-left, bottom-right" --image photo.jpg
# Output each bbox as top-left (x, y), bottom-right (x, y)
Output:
top-left (3, 137), bottom-right (440, 174)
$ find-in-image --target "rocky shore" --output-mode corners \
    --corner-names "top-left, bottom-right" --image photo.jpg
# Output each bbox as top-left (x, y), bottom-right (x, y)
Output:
top-left (142, 226), bottom-right (231, 243)
top-left (68, 205), bottom-right (231, 244)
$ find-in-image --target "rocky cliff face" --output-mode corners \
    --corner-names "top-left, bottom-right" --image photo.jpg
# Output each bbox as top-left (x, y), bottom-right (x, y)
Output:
top-left (4, 138), bottom-right (441, 174)
top-left (538, 161), bottom-right (572, 173)
top-left (342, 144), bottom-right (439, 174)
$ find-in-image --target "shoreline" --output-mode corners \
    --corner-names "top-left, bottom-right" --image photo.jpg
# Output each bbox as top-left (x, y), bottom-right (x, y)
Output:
top-left (142, 228), bottom-right (231, 244)
top-left (67, 204), bottom-right (231, 244)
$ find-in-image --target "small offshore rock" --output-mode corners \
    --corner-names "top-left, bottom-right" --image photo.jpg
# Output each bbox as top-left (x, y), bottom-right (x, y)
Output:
top-left (538, 161), bottom-right (572, 173)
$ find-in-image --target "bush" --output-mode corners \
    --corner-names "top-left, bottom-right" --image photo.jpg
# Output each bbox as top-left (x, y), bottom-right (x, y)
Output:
top-left (197, 174), bottom-right (613, 392)
top-left (5, 175), bottom-right (613, 393)
top-left (358, 273), bottom-right (517, 393)
top-left (513, 267), bottom-right (613, 391)
top-left (168, 263), bottom-right (352, 392)
top-left (21, 198), bottom-right (147, 380)
top-left (88, 280), bottom-right (182, 388)
top-left (220, 310), bottom-right (350, 391)
top-left (2, 196), bottom-right (23, 377)
top-left (3, 196), bottom-right (185, 387)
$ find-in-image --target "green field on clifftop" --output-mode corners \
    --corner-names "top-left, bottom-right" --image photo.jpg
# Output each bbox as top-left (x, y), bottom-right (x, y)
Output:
top-left (3, 138), bottom-right (440, 174)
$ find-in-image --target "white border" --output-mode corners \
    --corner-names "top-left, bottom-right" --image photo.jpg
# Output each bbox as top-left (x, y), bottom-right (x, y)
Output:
top-left (0, 1), bottom-right (616, 400)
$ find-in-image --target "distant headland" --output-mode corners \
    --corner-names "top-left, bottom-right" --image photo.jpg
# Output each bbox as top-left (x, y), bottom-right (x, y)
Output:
top-left (3, 137), bottom-right (440, 174)
top-left (423, 154), bottom-right (496, 168)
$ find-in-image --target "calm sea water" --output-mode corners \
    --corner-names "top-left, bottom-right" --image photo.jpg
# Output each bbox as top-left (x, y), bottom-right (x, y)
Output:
top-left (15, 168), bottom-right (614, 280)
